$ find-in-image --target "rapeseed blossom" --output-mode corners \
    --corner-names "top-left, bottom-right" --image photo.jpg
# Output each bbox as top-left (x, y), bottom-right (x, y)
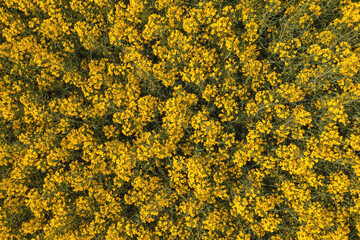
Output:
top-left (0, 0), bottom-right (360, 239)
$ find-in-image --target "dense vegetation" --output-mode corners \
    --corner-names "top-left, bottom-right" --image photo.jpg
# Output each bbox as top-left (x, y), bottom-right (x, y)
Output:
top-left (1, 0), bottom-right (360, 239)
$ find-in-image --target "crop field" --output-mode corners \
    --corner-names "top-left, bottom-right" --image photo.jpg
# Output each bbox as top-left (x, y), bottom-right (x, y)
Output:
top-left (1, 0), bottom-right (360, 239)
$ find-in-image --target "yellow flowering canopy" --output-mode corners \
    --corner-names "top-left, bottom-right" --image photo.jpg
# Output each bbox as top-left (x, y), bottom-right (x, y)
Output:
top-left (1, 0), bottom-right (360, 239)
